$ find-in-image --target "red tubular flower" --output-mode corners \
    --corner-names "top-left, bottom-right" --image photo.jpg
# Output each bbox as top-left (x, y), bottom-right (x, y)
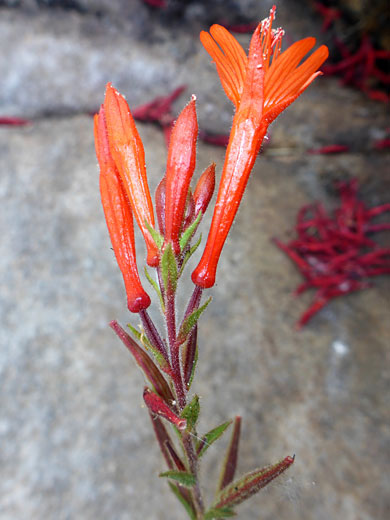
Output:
top-left (94, 106), bottom-right (151, 313)
top-left (191, 6), bottom-right (329, 288)
top-left (143, 387), bottom-right (187, 430)
top-left (164, 96), bottom-right (198, 255)
top-left (103, 83), bottom-right (159, 267)
top-left (193, 163), bottom-right (216, 217)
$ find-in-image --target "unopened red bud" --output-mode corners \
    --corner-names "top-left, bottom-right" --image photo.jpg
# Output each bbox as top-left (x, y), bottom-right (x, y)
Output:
top-left (193, 163), bottom-right (216, 216)
top-left (104, 83), bottom-right (159, 267)
top-left (143, 387), bottom-right (187, 430)
top-left (164, 96), bottom-right (198, 255)
top-left (94, 106), bottom-right (151, 313)
top-left (155, 176), bottom-right (166, 235)
top-left (182, 189), bottom-right (196, 231)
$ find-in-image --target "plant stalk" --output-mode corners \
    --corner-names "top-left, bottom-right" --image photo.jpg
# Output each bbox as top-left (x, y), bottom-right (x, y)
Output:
top-left (182, 431), bottom-right (205, 518)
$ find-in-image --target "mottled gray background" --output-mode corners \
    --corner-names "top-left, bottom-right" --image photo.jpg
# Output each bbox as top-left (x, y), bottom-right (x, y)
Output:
top-left (1, 1), bottom-right (389, 519)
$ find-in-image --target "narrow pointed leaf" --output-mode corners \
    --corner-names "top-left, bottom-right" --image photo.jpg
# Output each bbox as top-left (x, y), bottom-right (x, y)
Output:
top-left (145, 219), bottom-right (164, 249)
top-left (181, 394), bottom-right (200, 430)
top-left (127, 323), bottom-right (151, 348)
top-left (127, 323), bottom-right (171, 375)
top-left (187, 341), bottom-right (198, 390)
top-left (177, 297), bottom-right (211, 343)
top-left (179, 210), bottom-right (202, 251)
top-left (218, 416), bottom-right (241, 491)
top-left (161, 242), bottom-right (178, 292)
top-left (159, 470), bottom-right (196, 487)
top-left (184, 325), bottom-right (198, 389)
top-left (144, 266), bottom-right (165, 311)
top-left (148, 413), bottom-right (174, 470)
top-left (214, 456), bottom-right (295, 509)
top-left (149, 413), bottom-right (188, 476)
top-left (166, 441), bottom-right (186, 471)
top-left (204, 508), bottom-right (236, 519)
top-left (168, 483), bottom-right (196, 520)
top-left (180, 234), bottom-right (202, 276)
top-left (197, 420), bottom-right (232, 458)
top-left (110, 321), bottom-right (173, 403)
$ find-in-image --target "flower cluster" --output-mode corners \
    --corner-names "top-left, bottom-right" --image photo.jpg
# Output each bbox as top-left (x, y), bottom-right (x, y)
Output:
top-left (94, 6), bottom-right (328, 518)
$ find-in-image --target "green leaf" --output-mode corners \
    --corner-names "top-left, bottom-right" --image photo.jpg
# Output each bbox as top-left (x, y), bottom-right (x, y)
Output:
top-left (144, 267), bottom-right (165, 311)
top-left (181, 395), bottom-right (200, 430)
top-left (204, 508), bottom-right (236, 519)
top-left (159, 470), bottom-right (196, 487)
top-left (180, 234), bottom-right (202, 276)
top-left (127, 323), bottom-right (170, 374)
top-left (213, 456), bottom-right (295, 509)
top-left (197, 420), bottom-right (232, 458)
top-left (144, 220), bottom-right (164, 249)
top-left (178, 297), bottom-right (211, 343)
top-left (186, 341), bottom-right (198, 391)
top-left (168, 483), bottom-right (196, 520)
top-left (161, 243), bottom-right (178, 292)
top-left (179, 210), bottom-right (202, 251)
top-left (218, 416), bottom-right (241, 492)
top-left (127, 323), bottom-right (142, 341)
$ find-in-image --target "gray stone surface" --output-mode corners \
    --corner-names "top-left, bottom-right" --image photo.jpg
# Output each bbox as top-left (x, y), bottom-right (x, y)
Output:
top-left (1, 1), bottom-right (389, 519)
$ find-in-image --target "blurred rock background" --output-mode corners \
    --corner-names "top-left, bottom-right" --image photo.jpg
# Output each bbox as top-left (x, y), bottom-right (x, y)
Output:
top-left (0, 1), bottom-right (389, 519)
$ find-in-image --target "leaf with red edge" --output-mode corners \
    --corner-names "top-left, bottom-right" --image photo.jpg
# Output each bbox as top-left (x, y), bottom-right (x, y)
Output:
top-left (110, 321), bottom-right (173, 403)
top-left (213, 456), bottom-right (295, 509)
top-left (168, 483), bottom-right (196, 520)
top-left (218, 416), bottom-right (241, 491)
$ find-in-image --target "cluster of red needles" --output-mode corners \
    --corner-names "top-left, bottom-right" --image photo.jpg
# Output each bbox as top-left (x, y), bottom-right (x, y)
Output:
top-left (274, 179), bottom-right (390, 329)
top-left (313, 1), bottom-right (390, 103)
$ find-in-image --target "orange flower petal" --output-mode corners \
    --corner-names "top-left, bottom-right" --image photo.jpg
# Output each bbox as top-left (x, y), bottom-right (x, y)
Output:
top-left (265, 44), bottom-right (329, 111)
top-left (200, 24), bottom-right (247, 107)
top-left (264, 37), bottom-right (316, 107)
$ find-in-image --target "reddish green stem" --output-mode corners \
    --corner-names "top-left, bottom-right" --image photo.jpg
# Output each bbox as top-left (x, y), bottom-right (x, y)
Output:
top-left (139, 309), bottom-right (169, 363)
top-left (182, 432), bottom-right (205, 517)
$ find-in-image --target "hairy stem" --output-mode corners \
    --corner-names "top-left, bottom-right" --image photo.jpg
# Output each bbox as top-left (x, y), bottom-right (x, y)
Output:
top-left (182, 432), bottom-right (205, 517)
top-left (139, 308), bottom-right (169, 362)
top-left (165, 283), bottom-right (186, 409)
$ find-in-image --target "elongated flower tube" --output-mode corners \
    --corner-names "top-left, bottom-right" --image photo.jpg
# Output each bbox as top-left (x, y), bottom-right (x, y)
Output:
top-left (103, 83), bottom-right (159, 267)
top-left (94, 106), bottom-right (151, 313)
top-left (143, 387), bottom-right (187, 431)
top-left (192, 7), bottom-right (329, 288)
top-left (164, 96), bottom-right (198, 255)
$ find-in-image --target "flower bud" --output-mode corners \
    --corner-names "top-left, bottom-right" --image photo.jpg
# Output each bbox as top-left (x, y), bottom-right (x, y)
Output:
top-left (94, 106), bottom-right (151, 312)
top-left (155, 176), bottom-right (166, 236)
top-left (182, 189), bottom-right (195, 231)
top-left (193, 163), bottom-right (216, 216)
top-left (104, 83), bottom-right (159, 267)
top-left (164, 96), bottom-right (198, 255)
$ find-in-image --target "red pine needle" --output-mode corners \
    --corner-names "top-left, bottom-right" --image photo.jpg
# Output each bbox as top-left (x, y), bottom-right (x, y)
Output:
top-left (0, 116), bottom-right (31, 126)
